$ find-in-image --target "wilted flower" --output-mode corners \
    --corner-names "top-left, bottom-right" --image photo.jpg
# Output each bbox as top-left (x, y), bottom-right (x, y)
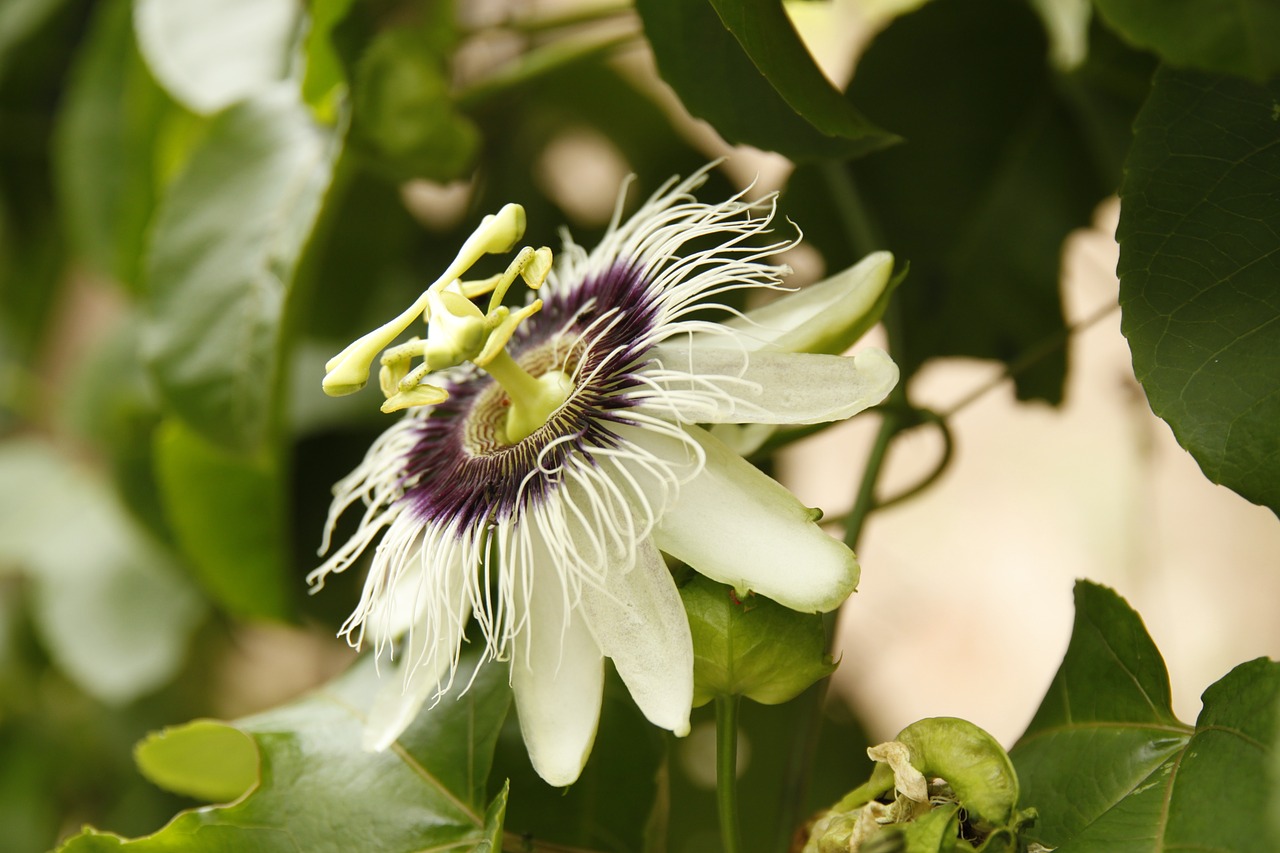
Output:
top-left (310, 167), bottom-right (898, 785)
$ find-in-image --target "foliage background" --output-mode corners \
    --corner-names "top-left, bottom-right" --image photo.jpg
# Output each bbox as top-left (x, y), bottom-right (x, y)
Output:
top-left (0, 0), bottom-right (1277, 851)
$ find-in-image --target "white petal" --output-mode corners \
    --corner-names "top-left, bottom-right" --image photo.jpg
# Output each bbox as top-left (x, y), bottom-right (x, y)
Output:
top-left (686, 251), bottom-right (895, 353)
top-left (362, 649), bottom-right (451, 752)
top-left (362, 541), bottom-right (472, 751)
top-left (512, 545), bottom-right (605, 787)
top-left (647, 345), bottom-right (898, 425)
top-left (650, 425), bottom-right (858, 613)
top-left (580, 536), bottom-right (693, 736)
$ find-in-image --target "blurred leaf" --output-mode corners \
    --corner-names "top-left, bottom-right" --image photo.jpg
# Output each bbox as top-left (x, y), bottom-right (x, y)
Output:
top-left (1094, 0), bottom-right (1280, 81)
top-left (526, 63), bottom-right (709, 199)
top-left (142, 87), bottom-right (344, 454)
top-left (0, 0), bottom-right (80, 366)
top-left (839, 0), bottom-right (1142, 402)
top-left (1013, 581), bottom-right (1280, 851)
top-left (493, 670), bottom-right (666, 853)
top-left (54, 0), bottom-right (178, 290)
top-left (63, 316), bottom-right (169, 540)
top-left (57, 651), bottom-right (513, 852)
top-left (134, 720), bottom-right (258, 803)
top-left (295, 174), bottom-right (423, 345)
top-left (351, 28), bottom-right (478, 182)
top-left (153, 419), bottom-right (291, 621)
top-left (0, 0), bottom-right (68, 81)
top-left (1117, 68), bottom-right (1280, 513)
top-left (1053, 18), bottom-right (1157, 183)
top-left (0, 439), bottom-right (205, 704)
top-left (1027, 0), bottom-right (1092, 69)
top-left (635, 0), bottom-right (894, 162)
top-left (680, 576), bottom-right (835, 707)
top-left (301, 0), bottom-right (355, 123)
top-left (133, 0), bottom-right (302, 114)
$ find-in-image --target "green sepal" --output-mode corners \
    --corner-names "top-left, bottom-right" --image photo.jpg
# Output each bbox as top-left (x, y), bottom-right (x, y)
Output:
top-left (679, 575), bottom-right (836, 707)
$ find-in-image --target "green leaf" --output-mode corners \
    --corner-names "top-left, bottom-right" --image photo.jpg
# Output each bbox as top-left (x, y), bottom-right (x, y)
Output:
top-left (635, 0), bottom-right (893, 162)
top-left (142, 88), bottom-right (343, 454)
top-left (134, 721), bottom-right (258, 803)
top-left (1013, 581), bottom-right (1280, 851)
top-left (1117, 68), bottom-right (1280, 513)
top-left (1094, 0), bottom-right (1280, 81)
top-left (840, 0), bottom-right (1148, 402)
top-left (350, 28), bottom-right (479, 182)
top-left (53, 0), bottom-right (178, 290)
top-left (300, 0), bottom-right (355, 123)
top-left (0, 439), bottom-right (205, 704)
top-left (0, 0), bottom-right (68, 81)
top-left (0, 0), bottom-right (76, 368)
top-left (62, 316), bottom-right (170, 540)
top-left (133, 0), bottom-right (302, 114)
top-left (57, 652), bottom-right (514, 852)
top-left (680, 576), bottom-right (835, 707)
top-left (153, 419), bottom-right (291, 621)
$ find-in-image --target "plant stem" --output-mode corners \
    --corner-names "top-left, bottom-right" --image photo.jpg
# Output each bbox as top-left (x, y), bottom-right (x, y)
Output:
top-left (492, 0), bottom-right (635, 34)
top-left (940, 300), bottom-right (1119, 419)
top-left (457, 31), bottom-right (639, 108)
top-left (817, 160), bottom-right (881, 257)
top-left (715, 696), bottom-right (744, 853)
top-left (842, 405), bottom-right (900, 549)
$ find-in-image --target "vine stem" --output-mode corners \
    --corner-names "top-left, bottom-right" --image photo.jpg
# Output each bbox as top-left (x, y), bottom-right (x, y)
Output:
top-left (940, 300), bottom-right (1119, 419)
top-left (716, 696), bottom-right (745, 853)
top-left (842, 405), bottom-right (901, 549)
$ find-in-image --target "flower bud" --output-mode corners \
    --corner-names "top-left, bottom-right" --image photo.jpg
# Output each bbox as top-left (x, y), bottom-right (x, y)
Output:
top-left (802, 717), bottom-right (1037, 853)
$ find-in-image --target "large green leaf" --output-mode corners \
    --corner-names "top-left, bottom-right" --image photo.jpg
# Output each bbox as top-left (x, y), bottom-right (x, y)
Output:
top-left (133, 0), bottom-right (302, 114)
top-left (142, 87), bottom-right (343, 454)
top-left (1094, 0), bottom-right (1280, 81)
top-left (152, 419), bottom-right (291, 621)
top-left (1012, 581), bottom-right (1280, 851)
top-left (62, 316), bottom-right (170, 540)
top-left (53, 0), bottom-right (178, 291)
top-left (57, 652), bottom-right (513, 852)
top-left (839, 0), bottom-right (1146, 402)
top-left (635, 0), bottom-right (893, 162)
top-left (0, 439), bottom-right (205, 704)
top-left (1118, 68), bottom-right (1280, 513)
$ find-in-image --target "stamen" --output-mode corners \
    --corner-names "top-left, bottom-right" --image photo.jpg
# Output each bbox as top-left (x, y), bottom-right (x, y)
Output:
top-left (322, 203), bottom-right (529, 397)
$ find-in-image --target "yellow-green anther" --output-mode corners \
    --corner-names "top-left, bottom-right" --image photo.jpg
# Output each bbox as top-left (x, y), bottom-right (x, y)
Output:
top-left (381, 382), bottom-right (449, 414)
top-left (380, 363), bottom-right (404, 399)
top-left (524, 247), bottom-right (554, 289)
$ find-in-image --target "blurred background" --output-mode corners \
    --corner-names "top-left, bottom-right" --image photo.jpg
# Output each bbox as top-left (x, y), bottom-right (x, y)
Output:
top-left (1, 0), bottom-right (1275, 851)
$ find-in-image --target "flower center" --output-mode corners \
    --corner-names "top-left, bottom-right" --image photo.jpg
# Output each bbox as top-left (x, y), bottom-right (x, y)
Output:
top-left (322, 204), bottom-right (572, 445)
